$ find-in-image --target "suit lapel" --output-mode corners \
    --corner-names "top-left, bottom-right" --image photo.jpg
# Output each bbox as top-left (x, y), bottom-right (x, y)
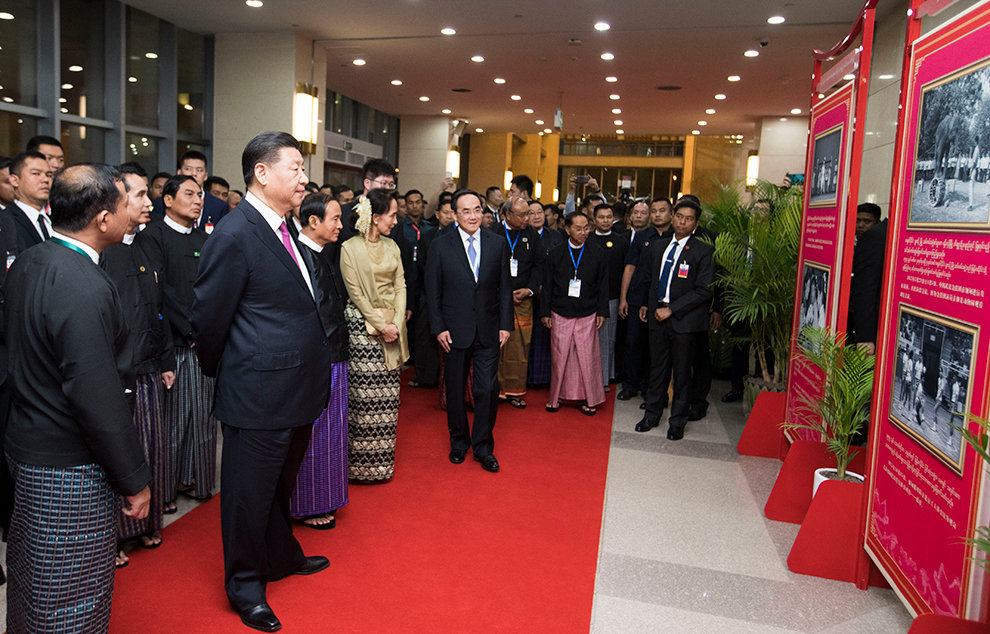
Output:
top-left (243, 203), bottom-right (312, 297)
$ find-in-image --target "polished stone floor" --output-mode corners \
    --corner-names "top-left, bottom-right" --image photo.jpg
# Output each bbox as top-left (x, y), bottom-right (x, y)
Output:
top-left (589, 379), bottom-right (914, 633)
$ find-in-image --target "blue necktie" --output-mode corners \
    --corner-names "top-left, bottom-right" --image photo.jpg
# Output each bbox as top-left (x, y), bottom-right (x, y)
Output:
top-left (467, 235), bottom-right (478, 282)
top-left (657, 241), bottom-right (677, 302)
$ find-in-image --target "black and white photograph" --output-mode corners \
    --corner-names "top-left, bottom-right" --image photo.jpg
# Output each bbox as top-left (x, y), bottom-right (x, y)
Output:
top-left (888, 304), bottom-right (977, 474)
top-left (797, 262), bottom-right (830, 352)
top-left (809, 124), bottom-right (843, 206)
top-left (909, 57), bottom-right (990, 230)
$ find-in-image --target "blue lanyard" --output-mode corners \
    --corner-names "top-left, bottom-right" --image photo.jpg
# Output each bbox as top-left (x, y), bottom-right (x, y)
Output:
top-left (568, 243), bottom-right (585, 279)
top-left (503, 223), bottom-right (519, 255)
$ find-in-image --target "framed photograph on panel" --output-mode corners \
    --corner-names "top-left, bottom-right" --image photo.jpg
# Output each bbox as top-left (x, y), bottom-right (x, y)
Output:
top-left (809, 124), bottom-right (844, 207)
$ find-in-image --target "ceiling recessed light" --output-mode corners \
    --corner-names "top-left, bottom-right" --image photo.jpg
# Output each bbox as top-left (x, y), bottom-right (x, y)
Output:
top-left (767, 15), bottom-right (785, 24)
top-left (475, 128), bottom-right (484, 133)
top-left (535, 119), bottom-right (544, 125)
top-left (613, 119), bottom-right (623, 125)
top-left (605, 76), bottom-right (618, 83)
top-left (245, 0), bottom-right (263, 7)
top-left (441, 27), bottom-right (456, 35)
top-left (2, 97), bottom-right (13, 103)
top-left (61, 83), bottom-right (73, 90)
top-left (0, 12), bottom-right (14, 19)
top-left (493, 77), bottom-right (506, 84)
top-left (145, 52), bottom-right (158, 59)
top-left (611, 108), bottom-right (621, 114)
top-left (184, 104), bottom-right (194, 110)
top-left (419, 96), bottom-right (430, 102)
top-left (390, 79), bottom-right (402, 86)
top-left (779, 117), bottom-right (788, 121)
top-left (510, 95), bottom-right (521, 101)
top-left (698, 120), bottom-right (708, 126)
top-left (878, 74), bottom-right (894, 80)
top-left (441, 108), bottom-right (451, 114)
top-left (352, 58), bottom-right (366, 66)
top-left (68, 65), bottom-right (83, 72)
top-left (615, 129), bottom-right (624, 134)
top-left (59, 97), bottom-right (67, 103)
top-left (691, 130), bottom-right (700, 135)
top-left (471, 55), bottom-right (485, 63)
top-left (744, 49), bottom-right (760, 57)
top-left (594, 21), bottom-right (610, 31)
top-left (727, 75), bottom-right (741, 82)
top-left (128, 76), bottom-right (137, 83)
top-left (600, 52), bottom-right (615, 61)
top-left (790, 108), bottom-right (802, 114)
top-left (705, 108), bottom-right (716, 115)
top-left (544, 128), bottom-right (552, 134)
top-left (523, 108), bottom-right (534, 114)
top-left (60, 107), bottom-right (68, 113)
top-left (609, 94), bottom-right (620, 100)
top-left (714, 93), bottom-right (726, 100)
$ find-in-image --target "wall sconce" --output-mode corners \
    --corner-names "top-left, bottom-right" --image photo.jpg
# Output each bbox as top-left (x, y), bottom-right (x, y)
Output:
top-left (535, 181), bottom-right (542, 199)
top-left (446, 147), bottom-right (461, 179)
top-left (746, 151), bottom-right (760, 188)
top-left (553, 187), bottom-right (559, 202)
top-left (504, 170), bottom-right (513, 191)
top-left (293, 82), bottom-right (319, 155)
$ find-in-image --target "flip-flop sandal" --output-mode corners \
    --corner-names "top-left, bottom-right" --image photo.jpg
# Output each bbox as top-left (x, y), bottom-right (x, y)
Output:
top-left (163, 502), bottom-right (178, 515)
top-left (298, 514), bottom-right (336, 530)
top-left (115, 549), bottom-right (130, 569)
top-left (545, 403), bottom-right (560, 413)
top-left (509, 397), bottom-right (527, 409)
top-left (580, 405), bottom-right (597, 416)
top-left (139, 532), bottom-right (163, 549)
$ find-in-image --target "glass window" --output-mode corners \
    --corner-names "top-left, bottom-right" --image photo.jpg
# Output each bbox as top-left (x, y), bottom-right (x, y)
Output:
top-left (126, 7), bottom-right (161, 128)
top-left (0, 0), bottom-right (39, 106)
top-left (125, 133), bottom-right (160, 178)
top-left (0, 112), bottom-right (38, 157)
top-left (61, 123), bottom-right (106, 165)
top-left (177, 28), bottom-right (205, 138)
top-left (60, 0), bottom-right (106, 119)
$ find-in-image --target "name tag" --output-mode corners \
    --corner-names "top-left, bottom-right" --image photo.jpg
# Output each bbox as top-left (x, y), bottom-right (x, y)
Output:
top-left (509, 258), bottom-right (519, 277)
top-left (205, 223), bottom-right (214, 234)
top-left (678, 262), bottom-right (690, 278)
top-left (568, 278), bottom-right (582, 298)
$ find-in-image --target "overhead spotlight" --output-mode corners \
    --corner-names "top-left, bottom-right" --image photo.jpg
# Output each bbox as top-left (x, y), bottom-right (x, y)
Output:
top-left (714, 93), bottom-right (726, 100)
top-left (475, 128), bottom-right (484, 133)
top-left (600, 52), bottom-right (615, 61)
top-left (613, 120), bottom-right (623, 125)
top-left (0, 11), bottom-right (14, 19)
top-left (59, 97), bottom-right (67, 103)
top-left (727, 75), bottom-right (741, 82)
top-left (790, 108), bottom-right (802, 114)
top-left (524, 108), bottom-right (534, 114)
top-left (419, 96), bottom-right (430, 101)
top-left (615, 129), bottom-right (624, 134)
top-left (767, 15), bottom-right (785, 24)
top-left (145, 52), bottom-right (158, 59)
top-left (2, 97), bottom-right (13, 103)
top-left (779, 117), bottom-right (788, 121)
top-left (609, 94), bottom-right (620, 100)
top-left (605, 76), bottom-right (618, 83)
top-left (698, 120), bottom-right (708, 126)
top-left (184, 104), bottom-right (194, 110)
top-left (744, 49), bottom-right (759, 57)
top-left (245, 0), bottom-right (263, 6)
top-left (128, 76), bottom-right (138, 82)
top-left (441, 108), bottom-right (452, 114)
top-left (611, 108), bottom-right (621, 114)
top-left (691, 130), bottom-right (700, 135)
top-left (352, 58), bottom-right (366, 66)
top-left (594, 21), bottom-right (610, 31)
top-left (544, 128), bottom-right (552, 134)
top-left (471, 55), bottom-right (485, 63)
top-left (441, 27), bottom-right (456, 35)
top-left (61, 83), bottom-right (74, 89)
top-left (510, 95), bottom-right (521, 100)
top-left (494, 77), bottom-right (506, 84)
top-left (391, 79), bottom-right (403, 85)
top-left (68, 65), bottom-right (83, 72)
top-left (705, 108), bottom-right (716, 114)
top-left (535, 119), bottom-right (544, 125)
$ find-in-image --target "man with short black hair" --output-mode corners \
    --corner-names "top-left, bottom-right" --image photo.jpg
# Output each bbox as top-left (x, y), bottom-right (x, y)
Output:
top-left (0, 156), bottom-right (15, 209)
top-left (855, 202), bottom-right (881, 238)
top-left (509, 174), bottom-right (534, 201)
top-left (5, 164), bottom-right (150, 632)
top-left (25, 135), bottom-right (65, 172)
top-left (205, 175), bottom-right (231, 202)
top-left (588, 203), bottom-right (628, 386)
top-left (485, 186), bottom-right (504, 217)
top-left (150, 172), bottom-right (170, 201)
top-left (4, 151), bottom-right (53, 252)
top-left (150, 150), bottom-right (227, 229)
top-left (331, 184), bottom-right (354, 206)
top-left (340, 159), bottom-right (396, 240)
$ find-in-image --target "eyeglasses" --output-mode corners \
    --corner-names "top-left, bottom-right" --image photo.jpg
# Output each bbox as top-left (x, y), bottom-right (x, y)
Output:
top-left (368, 178), bottom-right (396, 190)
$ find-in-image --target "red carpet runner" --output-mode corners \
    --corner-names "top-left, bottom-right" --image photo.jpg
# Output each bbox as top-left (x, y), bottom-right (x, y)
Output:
top-left (110, 383), bottom-right (615, 632)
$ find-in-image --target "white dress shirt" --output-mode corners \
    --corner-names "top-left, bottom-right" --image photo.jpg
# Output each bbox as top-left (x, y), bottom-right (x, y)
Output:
top-left (246, 191), bottom-right (314, 298)
top-left (659, 236), bottom-right (687, 303)
top-left (297, 232), bottom-right (323, 253)
top-left (457, 226), bottom-right (481, 281)
top-left (163, 214), bottom-right (193, 235)
top-left (14, 199), bottom-right (51, 240)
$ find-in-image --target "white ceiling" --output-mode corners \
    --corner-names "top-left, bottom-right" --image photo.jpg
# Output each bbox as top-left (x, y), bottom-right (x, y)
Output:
top-left (124, 0), bottom-right (889, 139)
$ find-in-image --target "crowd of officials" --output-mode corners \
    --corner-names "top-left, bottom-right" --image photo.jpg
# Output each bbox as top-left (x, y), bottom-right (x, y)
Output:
top-left (0, 132), bottom-right (729, 633)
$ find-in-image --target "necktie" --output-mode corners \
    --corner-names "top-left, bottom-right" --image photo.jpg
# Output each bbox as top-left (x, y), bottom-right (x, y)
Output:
top-left (467, 235), bottom-right (478, 282)
top-left (37, 214), bottom-right (50, 240)
top-left (657, 241), bottom-right (678, 302)
top-left (279, 221), bottom-right (299, 266)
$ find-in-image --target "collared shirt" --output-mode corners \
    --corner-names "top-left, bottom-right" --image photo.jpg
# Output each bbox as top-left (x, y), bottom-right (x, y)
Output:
top-left (659, 236), bottom-right (687, 303)
top-left (457, 226), bottom-right (481, 278)
top-left (163, 214), bottom-right (193, 235)
top-left (595, 230), bottom-right (612, 236)
top-left (49, 229), bottom-right (99, 264)
top-left (14, 199), bottom-right (51, 240)
top-left (246, 191), bottom-right (314, 298)
top-left (298, 232), bottom-right (323, 253)
top-left (122, 232), bottom-right (136, 245)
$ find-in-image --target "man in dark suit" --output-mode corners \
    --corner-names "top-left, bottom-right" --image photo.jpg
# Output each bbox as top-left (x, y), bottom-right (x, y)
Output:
top-left (3, 151), bottom-right (53, 253)
top-left (636, 198), bottom-right (714, 441)
top-left (150, 150), bottom-right (228, 229)
top-left (191, 132), bottom-right (331, 633)
top-left (425, 189), bottom-right (513, 473)
top-left (339, 158), bottom-right (396, 241)
top-left (848, 215), bottom-right (888, 353)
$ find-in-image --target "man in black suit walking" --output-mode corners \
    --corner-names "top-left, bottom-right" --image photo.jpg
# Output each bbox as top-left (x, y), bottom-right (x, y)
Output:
top-left (636, 199), bottom-right (714, 441)
top-left (3, 151), bottom-right (53, 253)
top-left (425, 189), bottom-right (513, 473)
top-left (191, 132), bottom-right (331, 632)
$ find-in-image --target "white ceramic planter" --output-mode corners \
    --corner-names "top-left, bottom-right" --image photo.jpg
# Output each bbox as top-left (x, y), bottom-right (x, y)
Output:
top-left (812, 468), bottom-right (865, 497)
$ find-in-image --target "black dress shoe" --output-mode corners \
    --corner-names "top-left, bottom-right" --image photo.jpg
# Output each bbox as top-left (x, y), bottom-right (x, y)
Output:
top-left (634, 418), bottom-right (659, 432)
top-left (449, 449), bottom-right (466, 464)
top-left (721, 390), bottom-right (743, 403)
top-left (239, 604), bottom-right (281, 632)
top-left (474, 454), bottom-right (500, 472)
top-left (293, 555), bottom-right (330, 576)
top-left (688, 407), bottom-right (707, 422)
top-left (639, 402), bottom-right (646, 410)
top-left (617, 389), bottom-right (638, 401)
top-left (666, 427), bottom-right (684, 441)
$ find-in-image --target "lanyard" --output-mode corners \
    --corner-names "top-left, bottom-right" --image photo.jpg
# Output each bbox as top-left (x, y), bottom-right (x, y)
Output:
top-left (503, 222), bottom-right (519, 255)
top-left (568, 243), bottom-right (585, 279)
top-left (49, 236), bottom-right (91, 260)
top-left (411, 221), bottom-right (420, 242)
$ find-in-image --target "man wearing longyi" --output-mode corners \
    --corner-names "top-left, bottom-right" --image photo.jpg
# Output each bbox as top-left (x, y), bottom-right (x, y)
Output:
top-left (191, 131), bottom-right (331, 632)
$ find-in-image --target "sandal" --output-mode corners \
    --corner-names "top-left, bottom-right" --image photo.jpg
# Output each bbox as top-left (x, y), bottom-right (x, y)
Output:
top-left (408, 379), bottom-right (421, 388)
top-left (138, 531), bottom-right (162, 549)
top-left (178, 486), bottom-right (212, 502)
top-left (163, 501), bottom-right (178, 515)
top-left (545, 403), bottom-right (560, 413)
top-left (579, 404), bottom-right (597, 416)
top-left (508, 397), bottom-right (527, 409)
top-left (115, 548), bottom-right (130, 569)
top-left (299, 514), bottom-right (336, 530)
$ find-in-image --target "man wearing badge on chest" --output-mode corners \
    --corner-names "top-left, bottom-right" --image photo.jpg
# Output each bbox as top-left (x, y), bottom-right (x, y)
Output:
top-left (635, 198), bottom-right (713, 440)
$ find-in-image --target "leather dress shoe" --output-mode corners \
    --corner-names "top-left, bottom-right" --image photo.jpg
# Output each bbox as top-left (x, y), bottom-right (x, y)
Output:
top-left (293, 555), bottom-right (330, 576)
top-left (635, 418), bottom-right (659, 432)
top-left (474, 454), bottom-right (500, 472)
top-left (239, 604), bottom-right (281, 632)
top-left (449, 449), bottom-right (466, 464)
top-left (666, 427), bottom-right (684, 441)
top-left (688, 407), bottom-right (707, 422)
top-left (616, 389), bottom-right (638, 401)
top-left (721, 390), bottom-right (743, 403)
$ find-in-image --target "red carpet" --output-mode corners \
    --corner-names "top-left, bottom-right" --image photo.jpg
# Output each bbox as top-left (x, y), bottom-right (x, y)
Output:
top-left (110, 381), bottom-right (615, 633)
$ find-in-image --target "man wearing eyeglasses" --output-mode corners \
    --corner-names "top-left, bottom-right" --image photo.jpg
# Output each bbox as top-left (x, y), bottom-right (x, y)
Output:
top-left (338, 159), bottom-right (397, 242)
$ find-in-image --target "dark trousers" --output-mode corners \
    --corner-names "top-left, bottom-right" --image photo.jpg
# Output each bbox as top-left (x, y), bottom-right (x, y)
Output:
top-left (643, 320), bottom-right (698, 433)
top-left (621, 308), bottom-right (648, 394)
top-left (220, 423), bottom-right (313, 611)
top-left (689, 331), bottom-right (712, 414)
top-left (412, 296), bottom-right (439, 385)
top-left (443, 335), bottom-right (499, 457)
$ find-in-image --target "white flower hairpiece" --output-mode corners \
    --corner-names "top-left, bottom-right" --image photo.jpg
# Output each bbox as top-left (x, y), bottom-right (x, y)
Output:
top-left (355, 196), bottom-right (373, 236)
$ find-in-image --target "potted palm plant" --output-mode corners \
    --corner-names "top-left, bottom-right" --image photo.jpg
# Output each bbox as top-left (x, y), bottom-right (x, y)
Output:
top-left (780, 326), bottom-right (875, 495)
top-left (708, 179), bottom-right (803, 398)
top-left (953, 414), bottom-right (990, 569)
